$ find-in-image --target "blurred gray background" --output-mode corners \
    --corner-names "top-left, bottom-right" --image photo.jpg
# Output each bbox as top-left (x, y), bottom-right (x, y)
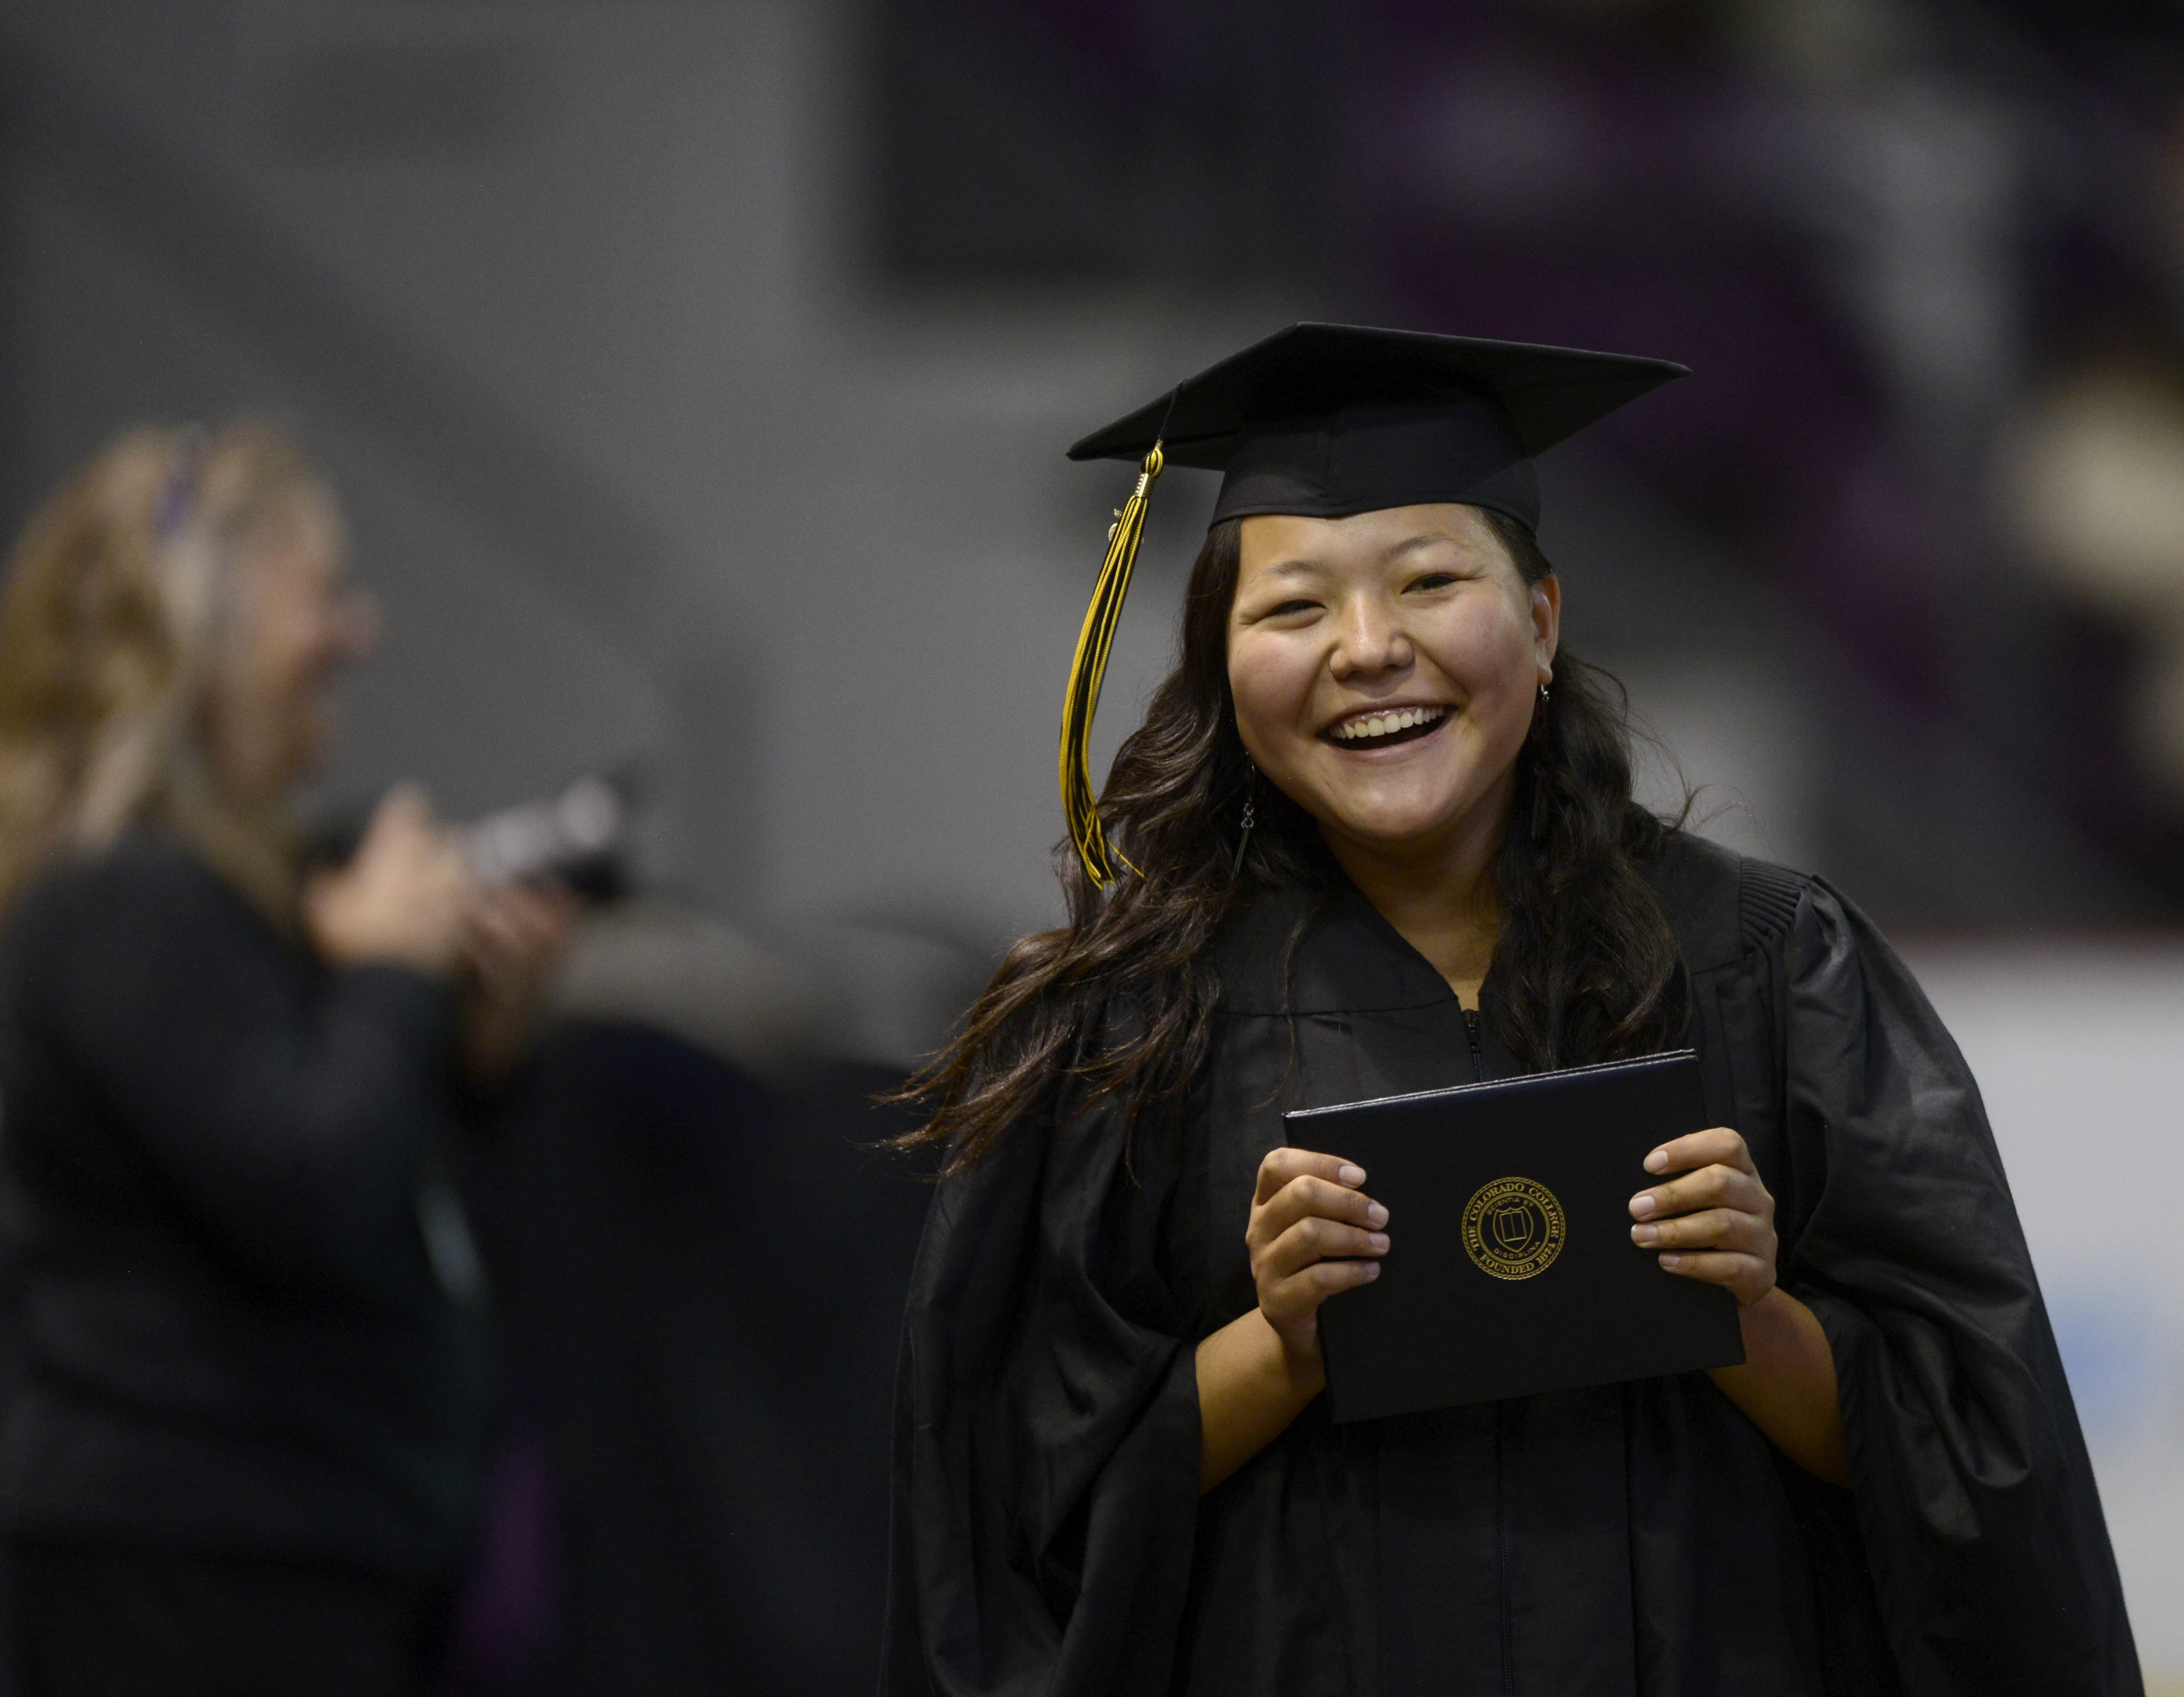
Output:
top-left (12, 0), bottom-right (2184, 968)
top-left (5, 0), bottom-right (2184, 1683)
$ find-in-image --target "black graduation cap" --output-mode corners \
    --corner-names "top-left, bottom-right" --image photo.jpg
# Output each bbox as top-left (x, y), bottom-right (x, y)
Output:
top-left (1058, 324), bottom-right (1688, 887)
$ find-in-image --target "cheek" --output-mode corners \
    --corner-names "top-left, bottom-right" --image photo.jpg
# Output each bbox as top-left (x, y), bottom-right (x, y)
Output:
top-left (1226, 634), bottom-right (1314, 760)
top-left (247, 563), bottom-right (344, 683)
top-left (274, 598), bottom-right (350, 683)
top-left (261, 626), bottom-right (318, 702)
top-left (230, 618), bottom-right (332, 736)
top-left (1421, 597), bottom-right (1537, 704)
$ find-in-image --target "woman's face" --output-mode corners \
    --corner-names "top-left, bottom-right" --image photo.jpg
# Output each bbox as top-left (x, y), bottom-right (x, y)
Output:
top-left (199, 489), bottom-right (380, 807)
top-left (1226, 502), bottom-right (1558, 866)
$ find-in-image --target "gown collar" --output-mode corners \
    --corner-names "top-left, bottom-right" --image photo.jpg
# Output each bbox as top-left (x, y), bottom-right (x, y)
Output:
top-left (1213, 874), bottom-right (1474, 1018)
top-left (1211, 830), bottom-right (1736, 1023)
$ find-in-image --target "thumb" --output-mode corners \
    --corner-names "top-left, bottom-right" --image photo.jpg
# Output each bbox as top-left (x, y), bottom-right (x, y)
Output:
top-left (368, 782), bottom-right (435, 840)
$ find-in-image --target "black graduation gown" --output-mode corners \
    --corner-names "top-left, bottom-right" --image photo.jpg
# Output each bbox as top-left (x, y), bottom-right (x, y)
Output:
top-left (885, 833), bottom-right (2138, 1697)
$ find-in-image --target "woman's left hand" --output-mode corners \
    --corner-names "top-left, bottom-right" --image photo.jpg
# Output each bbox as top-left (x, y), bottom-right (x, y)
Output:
top-left (1629, 1127), bottom-right (1778, 1310)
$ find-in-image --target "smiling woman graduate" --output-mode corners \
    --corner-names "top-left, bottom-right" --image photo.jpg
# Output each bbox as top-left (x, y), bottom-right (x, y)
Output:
top-left (882, 327), bottom-right (2137, 1697)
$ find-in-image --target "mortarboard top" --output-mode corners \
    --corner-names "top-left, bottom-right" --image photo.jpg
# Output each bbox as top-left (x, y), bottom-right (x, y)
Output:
top-left (1068, 323), bottom-right (1688, 531)
top-left (1058, 324), bottom-right (1688, 887)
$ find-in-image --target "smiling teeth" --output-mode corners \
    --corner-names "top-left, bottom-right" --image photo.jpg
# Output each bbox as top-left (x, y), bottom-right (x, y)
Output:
top-left (1332, 706), bottom-right (1448, 741)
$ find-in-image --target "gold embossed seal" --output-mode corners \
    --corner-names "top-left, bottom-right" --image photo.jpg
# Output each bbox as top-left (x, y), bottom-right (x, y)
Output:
top-left (1461, 1176), bottom-right (1567, 1281)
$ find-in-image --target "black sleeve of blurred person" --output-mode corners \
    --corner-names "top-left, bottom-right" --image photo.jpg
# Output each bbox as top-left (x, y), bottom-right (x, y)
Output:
top-left (0, 830), bottom-right (493, 1577)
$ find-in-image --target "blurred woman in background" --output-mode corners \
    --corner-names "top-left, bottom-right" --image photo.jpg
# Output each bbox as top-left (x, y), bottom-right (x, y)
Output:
top-left (0, 423), bottom-right (568, 1696)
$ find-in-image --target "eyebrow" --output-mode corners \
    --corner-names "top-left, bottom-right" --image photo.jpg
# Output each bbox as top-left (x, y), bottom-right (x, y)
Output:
top-left (1247, 557), bottom-right (1329, 583)
top-left (1243, 532), bottom-right (1468, 585)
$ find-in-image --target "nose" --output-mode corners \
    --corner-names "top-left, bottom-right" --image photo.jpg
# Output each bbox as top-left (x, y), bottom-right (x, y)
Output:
top-left (1328, 590), bottom-right (1412, 682)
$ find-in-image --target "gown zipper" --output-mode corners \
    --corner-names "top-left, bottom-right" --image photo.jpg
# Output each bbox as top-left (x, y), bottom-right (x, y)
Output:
top-left (1465, 1002), bottom-right (1514, 1694)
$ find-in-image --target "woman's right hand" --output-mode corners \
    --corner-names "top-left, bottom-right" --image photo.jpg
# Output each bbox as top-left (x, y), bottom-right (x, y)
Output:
top-left (1247, 1147), bottom-right (1389, 1376)
top-left (304, 785), bottom-right (473, 978)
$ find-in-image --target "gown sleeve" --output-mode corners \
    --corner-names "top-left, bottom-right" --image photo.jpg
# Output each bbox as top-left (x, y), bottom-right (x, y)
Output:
top-left (884, 1062), bottom-right (1204, 1697)
top-left (1780, 879), bottom-right (2140, 1696)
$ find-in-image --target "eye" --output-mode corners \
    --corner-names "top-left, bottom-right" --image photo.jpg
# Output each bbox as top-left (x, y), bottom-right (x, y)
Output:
top-left (1406, 571), bottom-right (1460, 593)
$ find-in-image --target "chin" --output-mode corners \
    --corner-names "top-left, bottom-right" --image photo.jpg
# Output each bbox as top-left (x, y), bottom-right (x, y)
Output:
top-left (1308, 768), bottom-right (1508, 851)
top-left (1322, 804), bottom-right (1468, 852)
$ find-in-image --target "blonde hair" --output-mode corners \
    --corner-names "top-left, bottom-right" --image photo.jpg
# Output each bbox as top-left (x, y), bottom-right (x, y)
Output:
top-left (0, 421), bottom-right (331, 917)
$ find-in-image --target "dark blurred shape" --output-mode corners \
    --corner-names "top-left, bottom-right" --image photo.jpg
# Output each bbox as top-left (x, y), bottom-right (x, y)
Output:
top-left (874, 0), bottom-right (1137, 280)
top-left (14, 1543), bottom-right (438, 1697)
top-left (465, 1027), bottom-right (932, 1697)
top-left (870, 0), bottom-right (1337, 286)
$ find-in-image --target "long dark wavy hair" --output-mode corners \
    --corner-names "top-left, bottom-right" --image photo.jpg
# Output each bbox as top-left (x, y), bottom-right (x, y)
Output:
top-left (892, 511), bottom-right (1686, 1172)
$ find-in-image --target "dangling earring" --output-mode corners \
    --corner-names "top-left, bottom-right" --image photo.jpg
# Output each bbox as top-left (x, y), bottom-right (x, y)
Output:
top-left (1529, 682), bottom-right (1553, 842)
top-left (1230, 769), bottom-right (1258, 877)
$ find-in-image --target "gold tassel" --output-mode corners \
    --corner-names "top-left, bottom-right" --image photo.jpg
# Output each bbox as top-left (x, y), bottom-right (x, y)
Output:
top-left (1060, 441), bottom-right (1164, 886)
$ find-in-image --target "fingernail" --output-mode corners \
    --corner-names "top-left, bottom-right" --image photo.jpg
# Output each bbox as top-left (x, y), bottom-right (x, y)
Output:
top-left (1338, 1164), bottom-right (1366, 1186)
top-left (1364, 1261), bottom-right (1381, 1279)
top-left (1658, 1252), bottom-right (1682, 1269)
top-left (1629, 1193), bottom-right (1657, 1220)
top-left (1644, 1150), bottom-right (1668, 1173)
top-left (1631, 1223), bottom-right (1657, 1246)
top-left (1367, 1232), bottom-right (1390, 1253)
top-left (1365, 1202), bottom-right (1389, 1228)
